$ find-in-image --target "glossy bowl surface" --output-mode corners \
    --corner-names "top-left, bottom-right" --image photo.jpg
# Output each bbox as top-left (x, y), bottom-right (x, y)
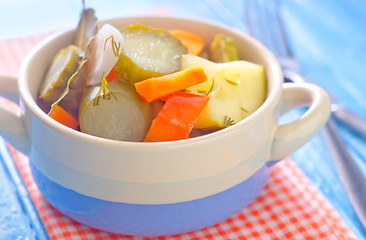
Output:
top-left (15, 15), bottom-right (330, 236)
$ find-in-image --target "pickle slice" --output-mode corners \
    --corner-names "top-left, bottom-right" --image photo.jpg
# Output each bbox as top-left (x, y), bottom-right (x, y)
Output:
top-left (79, 79), bottom-right (151, 142)
top-left (39, 45), bottom-right (82, 104)
top-left (114, 24), bottom-right (187, 83)
top-left (209, 34), bottom-right (239, 63)
top-left (53, 59), bottom-right (87, 114)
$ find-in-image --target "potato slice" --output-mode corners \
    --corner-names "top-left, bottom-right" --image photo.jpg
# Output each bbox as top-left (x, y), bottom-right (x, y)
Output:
top-left (114, 24), bottom-right (187, 83)
top-left (209, 34), bottom-right (239, 63)
top-left (79, 79), bottom-right (151, 142)
top-left (39, 45), bottom-right (82, 104)
top-left (181, 55), bottom-right (266, 129)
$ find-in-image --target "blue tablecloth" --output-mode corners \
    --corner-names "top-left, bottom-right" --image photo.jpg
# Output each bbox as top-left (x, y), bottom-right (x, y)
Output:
top-left (281, 1), bottom-right (366, 238)
top-left (0, 0), bottom-right (365, 239)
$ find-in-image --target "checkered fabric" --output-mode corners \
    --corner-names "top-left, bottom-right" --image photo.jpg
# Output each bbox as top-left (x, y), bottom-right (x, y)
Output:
top-left (0, 32), bottom-right (358, 240)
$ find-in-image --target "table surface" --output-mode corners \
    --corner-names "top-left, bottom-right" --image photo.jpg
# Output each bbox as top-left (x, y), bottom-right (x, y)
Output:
top-left (0, 0), bottom-right (365, 239)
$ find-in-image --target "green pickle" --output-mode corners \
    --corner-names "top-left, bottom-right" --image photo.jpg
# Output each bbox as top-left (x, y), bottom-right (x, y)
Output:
top-left (114, 24), bottom-right (187, 83)
top-left (209, 34), bottom-right (239, 63)
top-left (39, 45), bottom-right (82, 104)
top-left (79, 79), bottom-right (152, 142)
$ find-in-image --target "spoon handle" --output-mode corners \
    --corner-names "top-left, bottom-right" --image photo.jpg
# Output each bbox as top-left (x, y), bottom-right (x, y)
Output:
top-left (332, 105), bottom-right (366, 138)
top-left (322, 117), bottom-right (366, 230)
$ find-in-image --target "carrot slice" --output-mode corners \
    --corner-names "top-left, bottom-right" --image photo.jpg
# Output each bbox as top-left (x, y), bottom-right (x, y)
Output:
top-left (106, 66), bottom-right (120, 82)
top-left (135, 67), bottom-right (207, 104)
top-left (160, 90), bottom-right (200, 102)
top-left (144, 94), bottom-right (209, 142)
top-left (169, 29), bottom-right (205, 56)
top-left (48, 105), bottom-right (79, 129)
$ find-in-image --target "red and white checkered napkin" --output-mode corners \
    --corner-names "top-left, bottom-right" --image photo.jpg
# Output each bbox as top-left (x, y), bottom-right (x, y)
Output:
top-left (1, 34), bottom-right (358, 240)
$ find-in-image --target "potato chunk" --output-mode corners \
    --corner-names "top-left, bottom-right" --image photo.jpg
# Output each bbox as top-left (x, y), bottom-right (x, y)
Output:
top-left (181, 55), bottom-right (266, 129)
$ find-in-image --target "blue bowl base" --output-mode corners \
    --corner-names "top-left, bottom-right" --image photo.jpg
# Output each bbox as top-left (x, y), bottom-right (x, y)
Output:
top-left (30, 161), bottom-right (270, 236)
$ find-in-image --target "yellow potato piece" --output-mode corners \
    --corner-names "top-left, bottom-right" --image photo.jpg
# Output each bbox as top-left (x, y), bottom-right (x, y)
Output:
top-left (181, 55), bottom-right (266, 129)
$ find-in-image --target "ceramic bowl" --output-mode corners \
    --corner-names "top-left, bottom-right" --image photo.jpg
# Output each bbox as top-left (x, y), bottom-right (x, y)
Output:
top-left (0, 16), bottom-right (330, 236)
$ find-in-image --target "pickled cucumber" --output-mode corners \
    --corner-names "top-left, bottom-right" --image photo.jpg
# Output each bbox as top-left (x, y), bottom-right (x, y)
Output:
top-left (79, 79), bottom-right (151, 142)
top-left (209, 34), bottom-right (239, 63)
top-left (55, 59), bottom-right (87, 114)
top-left (39, 7), bottom-right (97, 111)
top-left (114, 24), bottom-right (187, 83)
top-left (39, 45), bottom-right (82, 104)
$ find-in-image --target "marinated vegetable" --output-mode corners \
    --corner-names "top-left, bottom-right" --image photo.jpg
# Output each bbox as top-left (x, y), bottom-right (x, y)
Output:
top-left (182, 55), bottom-right (266, 129)
top-left (39, 45), bottom-right (83, 104)
top-left (135, 67), bottom-right (207, 103)
top-left (39, 6), bottom-right (97, 115)
top-left (38, 7), bottom-right (267, 143)
top-left (209, 34), bottom-right (239, 63)
top-left (48, 105), bottom-right (79, 130)
top-left (79, 79), bottom-right (151, 142)
top-left (144, 93), bottom-right (209, 142)
top-left (52, 23), bottom-right (124, 117)
top-left (85, 24), bottom-right (124, 86)
top-left (54, 59), bottom-right (87, 114)
top-left (114, 24), bottom-right (187, 83)
top-left (169, 29), bottom-right (205, 56)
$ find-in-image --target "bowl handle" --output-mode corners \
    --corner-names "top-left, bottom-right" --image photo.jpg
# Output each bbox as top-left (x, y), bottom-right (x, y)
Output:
top-left (269, 82), bottom-right (330, 162)
top-left (0, 75), bottom-right (28, 154)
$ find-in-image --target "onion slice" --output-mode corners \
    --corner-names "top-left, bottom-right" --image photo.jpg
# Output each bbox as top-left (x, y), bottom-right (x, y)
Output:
top-left (85, 24), bottom-right (124, 86)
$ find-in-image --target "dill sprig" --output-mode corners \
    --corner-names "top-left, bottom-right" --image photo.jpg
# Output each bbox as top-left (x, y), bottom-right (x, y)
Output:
top-left (224, 78), bottom-right (238, 86)
top-left (207, 78), bottom-right (215, 95)
top-left (104, 35), bottom-right (121, 57)
top-left (93, 72), bottom-right (117, 106)
top-left (241, 107), bottom-right (249, 113)
top-left (224, 116), bottom-right (235, 127)
top-left (197, 79), bottom-right (215, 96)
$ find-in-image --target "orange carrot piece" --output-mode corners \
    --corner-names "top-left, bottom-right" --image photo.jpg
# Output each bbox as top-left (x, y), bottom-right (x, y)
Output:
top-left (160, 91), bottom-right (200, 102)
top-left (135, 67), bottom-right (207, 104)
top-left (106, 66), bottom-right (120, 82)
top-left (169, 29), bottom-right (205, 56)
top-left (48, 105), bottom-right (79, 129)
top-left (144, 94), bottom-right (209, 142)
